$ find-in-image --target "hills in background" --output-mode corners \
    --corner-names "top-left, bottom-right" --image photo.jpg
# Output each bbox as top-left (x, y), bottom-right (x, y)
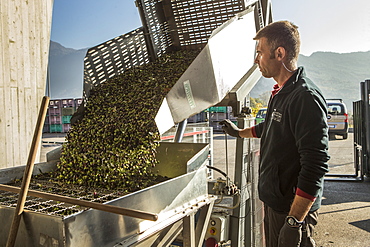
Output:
top-left (48, 41), bottom-right (370, 111)
top-left (251, 51), bottom-right (370, 112)
top-left (47, 41), bottom-right (88, 99)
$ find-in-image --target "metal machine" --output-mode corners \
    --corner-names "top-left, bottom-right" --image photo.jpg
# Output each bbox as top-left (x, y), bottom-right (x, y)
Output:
top-left (0, 142), bottom-right (214, 246)
top-left (0, 0), bottom-right (273, 246)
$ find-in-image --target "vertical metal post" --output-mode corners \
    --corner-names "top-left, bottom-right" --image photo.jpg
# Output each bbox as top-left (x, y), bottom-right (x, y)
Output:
top-left (193, 127), bottom-right (197, 143)
top-left (354, 82), bottom-right (365, 179)
top-left (135, 0), bottom-right (157, 62)
top-left (183, 213), bottom-right (196, 247)
top-left (361, 80), bottom-right (370, 177)
top-left (230, 114), bottom-right (252, 246)
top-left (174, 119), bottom-right (187, 142)
top-left (195, 202), bottom-right (215, 247)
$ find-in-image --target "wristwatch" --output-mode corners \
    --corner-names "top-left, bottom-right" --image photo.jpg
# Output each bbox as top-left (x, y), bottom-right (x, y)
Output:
top-left (286, 216), bottom-right (304, 227)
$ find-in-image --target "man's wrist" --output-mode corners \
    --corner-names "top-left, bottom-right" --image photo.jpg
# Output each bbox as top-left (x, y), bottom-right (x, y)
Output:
top-left (286, 216), bottom-right (304, 227)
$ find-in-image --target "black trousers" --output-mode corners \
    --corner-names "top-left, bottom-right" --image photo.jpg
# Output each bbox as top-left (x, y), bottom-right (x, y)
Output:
top-left (264, 205), bottom-right (319, 247)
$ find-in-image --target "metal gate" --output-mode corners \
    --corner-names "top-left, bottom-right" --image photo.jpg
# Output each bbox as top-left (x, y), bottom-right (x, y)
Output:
top-left (353, 79), bottom-right (370, 179)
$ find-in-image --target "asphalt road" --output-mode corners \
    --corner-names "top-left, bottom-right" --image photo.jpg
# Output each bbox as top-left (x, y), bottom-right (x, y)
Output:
top-left (327, 131), bottom-right (357, 176)
top-left (316, 132), bottom-right (370, 247)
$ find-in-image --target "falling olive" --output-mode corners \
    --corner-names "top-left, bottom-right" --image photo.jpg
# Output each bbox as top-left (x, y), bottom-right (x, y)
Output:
top-left (52, 50), bottom-right (200, 191)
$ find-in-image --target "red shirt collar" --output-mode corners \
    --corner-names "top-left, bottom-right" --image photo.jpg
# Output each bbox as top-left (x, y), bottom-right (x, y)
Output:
top-left (271, 81), bottom-right (287, 97)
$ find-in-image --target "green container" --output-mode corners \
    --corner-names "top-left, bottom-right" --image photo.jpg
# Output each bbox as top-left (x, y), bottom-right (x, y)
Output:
top-left (50, 124), bottom-right (63, 133)
top-left (62, 115), bottom-right (72, 124)
top-left (207, 106), bottom-right (227, 113)
top-left (62, 107), bottom-right (74, 116)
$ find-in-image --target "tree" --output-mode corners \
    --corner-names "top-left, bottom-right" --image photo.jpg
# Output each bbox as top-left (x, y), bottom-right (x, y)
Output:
top-left (250, 97), bottom-right (266, 116)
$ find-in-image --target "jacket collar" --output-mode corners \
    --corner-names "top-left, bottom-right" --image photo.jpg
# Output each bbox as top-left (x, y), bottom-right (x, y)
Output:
top-left (277, 66), bottom-right (305, 94)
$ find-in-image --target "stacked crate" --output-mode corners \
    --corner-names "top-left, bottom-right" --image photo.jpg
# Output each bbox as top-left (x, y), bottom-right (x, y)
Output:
top-left (61, 99), bottom-right (75, 133)
top-left (43, 98), bottom-right (84, 133)
top-left (186, 106), bottom-right (238, 131)
top-left (207, 106), bottom-right (237, 131)
top-left (187, 111), bottom-right (207, 123)
top-left (48, 99), bottom-right (62, 133)
top-left (75, 98), bottom-right (83, 109)
top-left (43, 110), bottom-right (50, 133)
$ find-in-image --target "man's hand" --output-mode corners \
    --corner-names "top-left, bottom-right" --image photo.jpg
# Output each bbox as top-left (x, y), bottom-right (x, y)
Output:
top-left (278, 223), bottom-right (302, 247)
top-left (219, 119), bottom-right (240, 138)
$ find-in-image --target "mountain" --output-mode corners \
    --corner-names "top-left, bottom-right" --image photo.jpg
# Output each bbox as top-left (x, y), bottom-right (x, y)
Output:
top-left (47, 41), bottom-right (88, 99)
top-left (250, 51), bottom-right (370, 112)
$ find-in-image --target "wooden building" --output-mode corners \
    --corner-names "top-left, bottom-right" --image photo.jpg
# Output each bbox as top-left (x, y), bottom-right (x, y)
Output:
top-left (0, 0), bottom-right (54, 168)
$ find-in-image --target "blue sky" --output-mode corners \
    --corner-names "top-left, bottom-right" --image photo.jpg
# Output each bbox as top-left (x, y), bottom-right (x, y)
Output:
top-left (51, 0), bottom-right (141, 49)
top-left (51, 0), bottom-right (370, 56)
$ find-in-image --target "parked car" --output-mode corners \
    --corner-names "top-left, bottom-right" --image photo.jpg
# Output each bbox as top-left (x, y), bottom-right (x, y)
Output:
top-left (255, 107), bottom-right (267, 125)
top-left (326, 99), bottom-right (349, 139)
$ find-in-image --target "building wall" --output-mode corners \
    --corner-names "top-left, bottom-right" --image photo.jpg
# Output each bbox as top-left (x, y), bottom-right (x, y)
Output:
top-left (0, 0), bottom-right (54, 168)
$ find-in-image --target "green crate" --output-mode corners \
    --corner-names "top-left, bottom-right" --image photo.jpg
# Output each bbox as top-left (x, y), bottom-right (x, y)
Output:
top-left (62, 107), bottom-right (74, 116)
top-left (50, 124), bottom-right (62, 133)
top-left (207, 106), bottom-right (227, 113)
top-left (62, 115), bottom-right (72, 124)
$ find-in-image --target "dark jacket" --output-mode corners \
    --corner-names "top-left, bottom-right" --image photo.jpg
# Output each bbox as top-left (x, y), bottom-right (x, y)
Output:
top-left (254, 67), bottom-right (330, 213)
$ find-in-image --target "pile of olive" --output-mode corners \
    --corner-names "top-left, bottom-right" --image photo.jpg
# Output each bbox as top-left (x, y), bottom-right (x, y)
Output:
top-left (54, 50), bottom-right (199, 191)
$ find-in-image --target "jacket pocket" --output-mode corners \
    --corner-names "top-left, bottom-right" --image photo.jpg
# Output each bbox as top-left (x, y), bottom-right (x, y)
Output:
top-left (259, 165), bottom-right (284, 201)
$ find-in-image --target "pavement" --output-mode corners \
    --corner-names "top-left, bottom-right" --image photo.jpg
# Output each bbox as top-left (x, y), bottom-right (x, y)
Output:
top-left (314, 131), bottom-right (370, 246)
top-left (40, 131), bottom-right (370, 246)
top-left (212, 131), bottom-right (370, 247)
top-left (315, 178), bottom-right (370, 247)
top-left (40, 133), bottom-right (66, 162)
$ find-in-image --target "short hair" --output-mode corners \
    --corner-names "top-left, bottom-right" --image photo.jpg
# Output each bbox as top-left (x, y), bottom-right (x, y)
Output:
top-left (254, 21), bottom-right (300, 63)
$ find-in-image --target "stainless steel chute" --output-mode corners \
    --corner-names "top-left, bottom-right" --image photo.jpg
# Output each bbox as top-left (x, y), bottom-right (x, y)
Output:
top-left (155, 7), bottom-right (261, 133)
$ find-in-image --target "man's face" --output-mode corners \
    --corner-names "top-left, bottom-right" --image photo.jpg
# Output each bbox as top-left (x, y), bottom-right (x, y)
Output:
top-left (254, 37), bottom-right (279, 78)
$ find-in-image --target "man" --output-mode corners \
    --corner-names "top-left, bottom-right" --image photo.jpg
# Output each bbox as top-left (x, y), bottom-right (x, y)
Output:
top-left (220, 21), bottom-right (329, 247)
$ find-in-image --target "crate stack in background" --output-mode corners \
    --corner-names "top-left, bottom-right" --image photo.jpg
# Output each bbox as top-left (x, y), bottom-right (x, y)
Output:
top-left (43, 108), bottom-right (50, 133)
top-left (184, 106), bottom-right (237, 131)
top-left (44, 98), bottom-right (83, 133)
top-left (61, 99), bottom-right (75, 133)
top-left (187, 111), bottom-right (208, 124)
top-left (48, 99), bottom-right (62, 133)
top-left (207, 106), bottom-right (237, 132)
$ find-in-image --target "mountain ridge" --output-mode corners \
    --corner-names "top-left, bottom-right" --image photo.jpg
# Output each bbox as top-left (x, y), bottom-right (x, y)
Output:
top-left (47, 41), bottom-right (88, 99)
top-left (251, 50), bottom-right (370, 111)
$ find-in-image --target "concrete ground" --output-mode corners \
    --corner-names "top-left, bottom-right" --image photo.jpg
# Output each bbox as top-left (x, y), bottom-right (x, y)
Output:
top-left (314, 132), bottom-right (370, 247)
top-left (315, 178), bottom-right (370, 247)
top-left (40, 133), bottom-right (66, 162)
top-left (40, 131), bottom-right (370, 246)
top-left (212, 131), bottom-right (370, 247)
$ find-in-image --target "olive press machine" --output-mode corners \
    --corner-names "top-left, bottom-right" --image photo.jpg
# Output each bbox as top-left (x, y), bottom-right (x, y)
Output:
top-left (0, 0), bottom-right (272, 246)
